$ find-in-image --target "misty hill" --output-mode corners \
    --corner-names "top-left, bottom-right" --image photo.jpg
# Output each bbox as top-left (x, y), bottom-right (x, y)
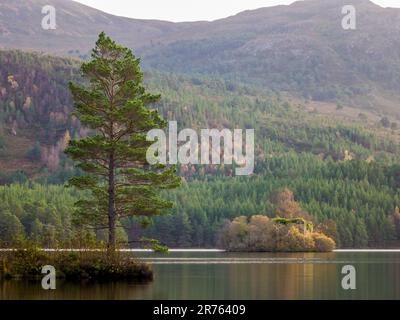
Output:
top-left (0, 0), bottom-right (186, 53)
top-left (1, 0), bottom-right (400, 115)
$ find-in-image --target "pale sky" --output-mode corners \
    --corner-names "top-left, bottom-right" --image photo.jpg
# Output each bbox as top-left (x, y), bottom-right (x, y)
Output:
top-left (72, 0), bottom-right (400, 22)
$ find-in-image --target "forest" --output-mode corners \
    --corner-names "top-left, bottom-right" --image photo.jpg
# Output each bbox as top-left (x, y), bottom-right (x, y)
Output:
top-left (0, 49), bottom-right (399, 248)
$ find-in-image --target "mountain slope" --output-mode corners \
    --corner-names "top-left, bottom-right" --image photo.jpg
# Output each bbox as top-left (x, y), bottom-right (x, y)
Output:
top-left (1, 0), bottom-right (400, 114)
top-left (141, 0), bottom-right (400, 113)
top-left (0, 0), bottom-right (190, 54)
top-left (0, 49), bottom-right (398, 181)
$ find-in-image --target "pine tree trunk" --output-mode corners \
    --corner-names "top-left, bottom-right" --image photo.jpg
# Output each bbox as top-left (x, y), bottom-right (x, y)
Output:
top-left (108, 153), bottom-right (116, 251)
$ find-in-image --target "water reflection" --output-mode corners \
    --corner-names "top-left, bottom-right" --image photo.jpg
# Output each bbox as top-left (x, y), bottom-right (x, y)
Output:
top-left (1, 251), bottom-right (400, 300)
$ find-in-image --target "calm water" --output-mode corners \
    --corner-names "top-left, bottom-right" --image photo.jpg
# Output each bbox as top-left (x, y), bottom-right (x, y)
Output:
top-left (1, 250), bottom-right (400, 300)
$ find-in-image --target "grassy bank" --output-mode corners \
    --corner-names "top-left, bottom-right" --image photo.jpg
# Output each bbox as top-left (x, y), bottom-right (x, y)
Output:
top-left (0, 248), bottom-right (153, 282)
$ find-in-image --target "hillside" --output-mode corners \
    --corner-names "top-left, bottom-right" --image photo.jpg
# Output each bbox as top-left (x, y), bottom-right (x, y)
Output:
top-left (0, 50), bottom-right (81, 180)
top-left (0, 49), bottom-right (398, 180)
top-left (0, 0), bottom-right (400, 249)
top-left (1, 0), bottom-right (400, 115)
top-left (0, 49), bottom-right (399, 249)
top-left (0, 0), bottom-right (185, 54)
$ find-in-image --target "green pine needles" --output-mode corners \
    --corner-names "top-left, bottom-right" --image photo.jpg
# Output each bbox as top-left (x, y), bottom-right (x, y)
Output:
top-left (65, 32), bottom-right (181, 250)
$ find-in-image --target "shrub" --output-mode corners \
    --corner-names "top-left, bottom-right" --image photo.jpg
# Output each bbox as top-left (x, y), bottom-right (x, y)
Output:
top-left (277, 226), bottom-right (315, 252)
top-left (312, 233), bottom-right (336, 252)
top-left (221, 216), bottom-right (250, 251)
top-left (248, 215), bottom-right (276, 251)
top-left (0, 248), bottom-right (153, 282)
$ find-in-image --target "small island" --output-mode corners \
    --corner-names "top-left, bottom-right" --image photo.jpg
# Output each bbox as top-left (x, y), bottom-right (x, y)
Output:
top-left (0, 247), bottom-right (153, 282)
top-left (218, 188), bottom-right (336, 252)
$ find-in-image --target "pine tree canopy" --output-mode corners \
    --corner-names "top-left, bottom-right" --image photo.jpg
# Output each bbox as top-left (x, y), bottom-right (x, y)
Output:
top-left (65, 32), bottom-right (181, 249)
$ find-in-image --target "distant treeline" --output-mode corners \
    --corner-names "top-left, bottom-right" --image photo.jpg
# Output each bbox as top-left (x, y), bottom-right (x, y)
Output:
top-left (0, 152), bottom-right (399, 248)
top-left (135, 154), bottom-right (400, 248)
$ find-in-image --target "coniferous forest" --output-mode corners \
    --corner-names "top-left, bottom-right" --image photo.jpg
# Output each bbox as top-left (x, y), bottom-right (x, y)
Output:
top-left (0, 48), bottom-right (399, 249)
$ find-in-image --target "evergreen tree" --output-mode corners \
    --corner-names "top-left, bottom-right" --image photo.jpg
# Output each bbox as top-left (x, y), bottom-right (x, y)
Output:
top-left (0, 210), bottom-right (24, 244)
top-left (65, 33), bottom-right (181, 250)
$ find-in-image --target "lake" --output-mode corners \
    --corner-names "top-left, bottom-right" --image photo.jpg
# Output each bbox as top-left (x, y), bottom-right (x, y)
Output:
top-left (1, 250), bottom-right (400, 300)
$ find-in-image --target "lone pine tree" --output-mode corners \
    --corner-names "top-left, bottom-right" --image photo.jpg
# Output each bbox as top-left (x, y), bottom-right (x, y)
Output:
top-left (65, 32), bottom-right (181, 250)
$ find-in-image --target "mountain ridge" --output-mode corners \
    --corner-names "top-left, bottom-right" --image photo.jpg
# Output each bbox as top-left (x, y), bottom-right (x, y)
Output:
top-left (1, 0), bottom-right (400, 116)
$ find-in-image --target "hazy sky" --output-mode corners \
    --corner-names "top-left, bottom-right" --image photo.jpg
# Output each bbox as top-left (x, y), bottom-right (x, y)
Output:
top-left (72, 0), bottom-right (400, 22)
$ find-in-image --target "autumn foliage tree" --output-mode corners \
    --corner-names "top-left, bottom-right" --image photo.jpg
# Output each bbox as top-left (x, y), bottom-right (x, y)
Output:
top-left (389, 207), bottom-right (400, 239)
top-left (65, 33), bottom-right (181, 250)
top-left (270, 188), bottom-right (312, 220)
